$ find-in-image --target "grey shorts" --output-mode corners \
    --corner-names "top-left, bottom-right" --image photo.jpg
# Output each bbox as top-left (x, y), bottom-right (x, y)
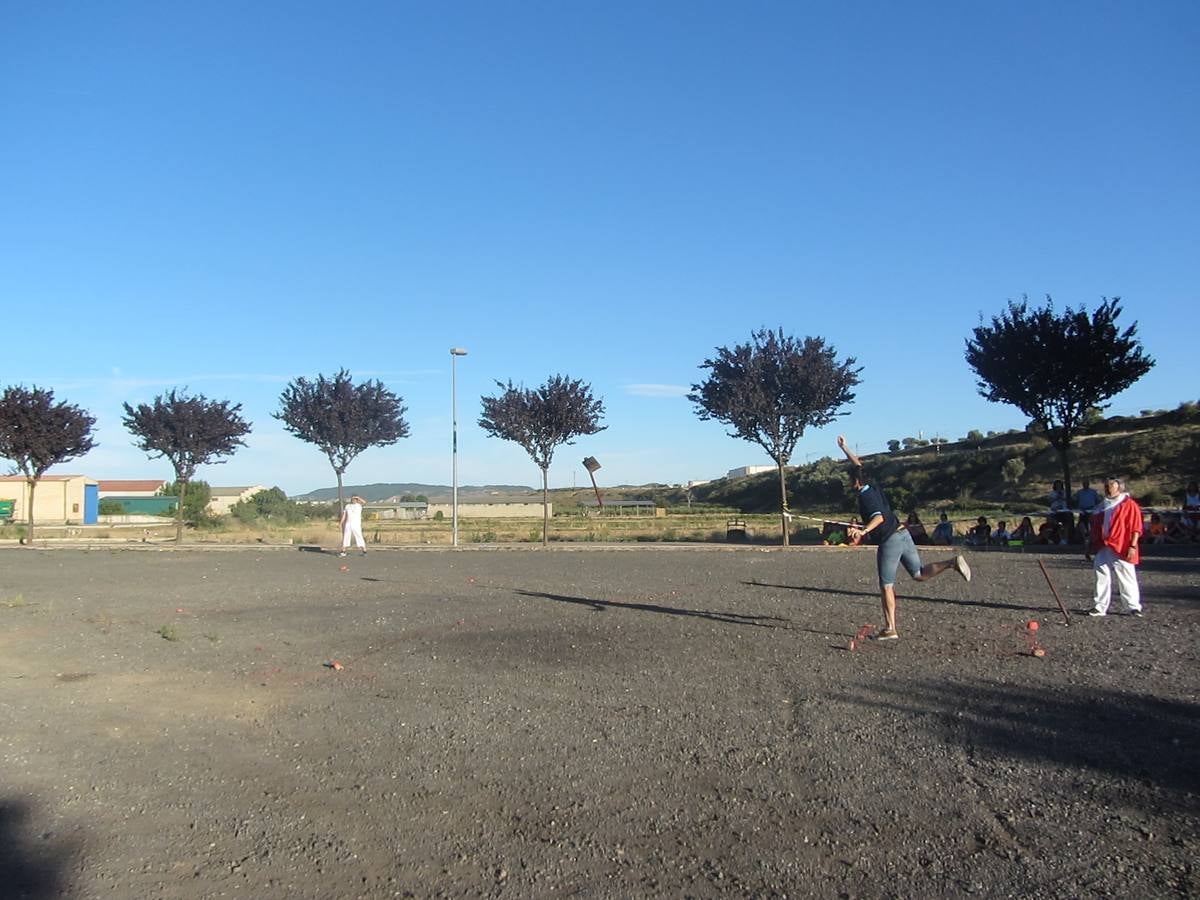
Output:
top-left (877, 528), bottom-right (922, 588)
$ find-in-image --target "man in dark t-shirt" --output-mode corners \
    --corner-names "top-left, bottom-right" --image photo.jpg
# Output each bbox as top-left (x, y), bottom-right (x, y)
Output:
top-left (837, 435), bottom-right (972, 641)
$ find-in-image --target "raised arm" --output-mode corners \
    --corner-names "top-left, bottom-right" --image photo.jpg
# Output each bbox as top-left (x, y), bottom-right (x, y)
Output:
top-left (837, 434), bottom-right (862, 468)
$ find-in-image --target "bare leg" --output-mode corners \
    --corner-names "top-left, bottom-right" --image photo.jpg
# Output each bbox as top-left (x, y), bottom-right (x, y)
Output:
top-left (881, 584), bottom-right (897, 633)
top-left (914, 558), bottom-right (957, 581)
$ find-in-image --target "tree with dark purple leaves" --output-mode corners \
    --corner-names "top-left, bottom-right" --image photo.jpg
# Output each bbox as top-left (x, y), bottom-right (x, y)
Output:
top-left (690, 329), bottom-right (860, 546)
top-left (479, 375), bottom-right (606, 546)
top-left (275, 369), bottom-right (409, 511)
top-left (0, 385), bottom-right (97, 545)
top-left (965, 296), bottom-right (1154, 496)
top-left (123, 390), bottom-right (251, 542)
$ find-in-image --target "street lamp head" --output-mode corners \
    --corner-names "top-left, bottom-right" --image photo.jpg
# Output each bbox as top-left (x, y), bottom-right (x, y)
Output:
top-left (450, 348), bottom-right (468, 356)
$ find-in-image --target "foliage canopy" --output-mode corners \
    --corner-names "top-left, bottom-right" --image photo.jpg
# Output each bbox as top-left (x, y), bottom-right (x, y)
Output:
top-left (0, 385), bottom-right (98, 543)
top-left (964, 296), bottom-right (1154, 491)
top-left (689, 329), bottom-right (860, 465)
top-left (689, 328), bottom-right (860, 544)
top-left (478, 375), bottom-right (606, 544)
top-left (275, 369), bottom-right (409, 508)
top-left (123, 389), bottom-right (251, 541)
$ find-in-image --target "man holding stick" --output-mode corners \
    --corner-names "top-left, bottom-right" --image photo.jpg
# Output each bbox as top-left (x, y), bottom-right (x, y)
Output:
top-left (837, 435), bottom-right (972, 640)
top-left (1086, 476), bottom-right (1144, 617)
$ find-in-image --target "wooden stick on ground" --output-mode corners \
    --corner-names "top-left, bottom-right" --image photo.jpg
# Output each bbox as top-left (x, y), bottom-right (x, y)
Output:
top-left (1038, 559), bottom-right (1072, 626)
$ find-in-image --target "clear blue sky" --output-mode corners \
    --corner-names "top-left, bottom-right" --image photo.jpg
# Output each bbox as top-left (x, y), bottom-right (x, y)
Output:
top-left (2, 2), bottom-right (1196, 494)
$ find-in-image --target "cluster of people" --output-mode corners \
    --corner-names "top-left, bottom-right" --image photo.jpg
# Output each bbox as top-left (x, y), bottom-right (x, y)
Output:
top-left (866, 473), bottom-right (1200, 556)
top-left (1146, 480), bottom-right (1200, 544)
top-left (831, 436), bottom-right (1154, 639)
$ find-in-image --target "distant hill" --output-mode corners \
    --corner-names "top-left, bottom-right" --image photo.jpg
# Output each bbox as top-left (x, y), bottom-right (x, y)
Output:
top-left (684, 406), bottom-right (1200, 516)
top-left (291, 483), bottom-right (536, 503)
top-left (288, 407), bottom-right (1200, 514)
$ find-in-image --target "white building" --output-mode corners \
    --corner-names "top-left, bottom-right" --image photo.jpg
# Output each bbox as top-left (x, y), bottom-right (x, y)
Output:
top-left (208, 486), bottom-right (269, 516)
top-left (726, 465), bottom-right (774, 479)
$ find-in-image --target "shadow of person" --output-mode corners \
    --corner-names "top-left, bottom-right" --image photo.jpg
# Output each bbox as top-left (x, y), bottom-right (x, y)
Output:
top-left (0, 798), bottom-right (78, 899)
top-left (513, 589), bottom-right (788, 628)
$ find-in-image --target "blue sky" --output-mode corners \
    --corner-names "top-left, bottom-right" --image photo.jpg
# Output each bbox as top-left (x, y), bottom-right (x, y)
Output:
top-left (2, 2), bottom-right (1196, 495)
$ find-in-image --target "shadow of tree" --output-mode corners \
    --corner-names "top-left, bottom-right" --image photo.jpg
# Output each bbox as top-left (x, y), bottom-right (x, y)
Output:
top-left (830, 678), bottom-right (1200, 810)
top-left (514, 589), bottom-right (788, 628)
top-left (0, 798), bottom-right (77, 899)
top-left (744, 581), bottom-right (1052, 613)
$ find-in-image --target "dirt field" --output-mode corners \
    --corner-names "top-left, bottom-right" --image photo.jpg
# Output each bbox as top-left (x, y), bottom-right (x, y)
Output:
top-left (1, 544), bottom-right (1197, 899)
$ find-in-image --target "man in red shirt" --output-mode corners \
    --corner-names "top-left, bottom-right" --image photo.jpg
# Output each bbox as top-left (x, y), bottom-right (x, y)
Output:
top-left (1087, 477), bottom-right (1144, 617)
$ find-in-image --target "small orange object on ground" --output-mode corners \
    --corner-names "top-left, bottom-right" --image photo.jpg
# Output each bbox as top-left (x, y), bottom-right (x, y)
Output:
top-left (325, 660), bottom-right (344, 671)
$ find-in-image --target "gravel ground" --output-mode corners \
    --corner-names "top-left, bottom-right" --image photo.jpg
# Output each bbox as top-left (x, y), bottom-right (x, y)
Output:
top-left (1, 543), bottom-right (1197, 899)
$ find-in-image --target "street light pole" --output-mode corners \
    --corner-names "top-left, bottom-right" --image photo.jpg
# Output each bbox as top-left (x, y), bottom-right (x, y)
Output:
top-left (450, 348), bottom-right (468, 547)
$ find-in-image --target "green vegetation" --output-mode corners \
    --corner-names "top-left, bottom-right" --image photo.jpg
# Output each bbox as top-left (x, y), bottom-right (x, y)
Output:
top-left (229, 486), bottom-right (335, 526)
top-left (159, 480), bottom-right (212, 526)
top-left (156, 625), bottom-right (180, 642)
top-left (688, 407), bottom-right (1200, 521)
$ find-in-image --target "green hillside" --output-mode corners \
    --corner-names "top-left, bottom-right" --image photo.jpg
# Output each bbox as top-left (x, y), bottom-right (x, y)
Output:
top-left (676, 405), bottom-right (1200, 518)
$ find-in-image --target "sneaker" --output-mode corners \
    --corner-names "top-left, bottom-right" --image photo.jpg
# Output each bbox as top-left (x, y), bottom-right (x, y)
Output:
top-left (954, 555), bottom-right (972, 582)
top-left (1129, 610), bottom-right (1144, 618)
top-left (872, 629), bottom-right (899, 641)
top-left (360, 551), bottom-right (368, 557)
top-left (1087, 609), bottom-right (1106, 617)
top-left (338, 551), bottom-right (347, 558)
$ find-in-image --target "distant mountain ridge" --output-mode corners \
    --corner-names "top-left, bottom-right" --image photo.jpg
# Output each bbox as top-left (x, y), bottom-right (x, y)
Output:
top-left (291, 483), bottom-right (536, 503)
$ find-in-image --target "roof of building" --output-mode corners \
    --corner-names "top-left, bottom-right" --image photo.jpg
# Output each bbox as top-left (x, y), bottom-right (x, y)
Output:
top-left (97, 479), bottom-right (167, 493)
top-left (209, 486), bottom-right (266, 497)
top-left (0, 474), bottom-right (91, 482)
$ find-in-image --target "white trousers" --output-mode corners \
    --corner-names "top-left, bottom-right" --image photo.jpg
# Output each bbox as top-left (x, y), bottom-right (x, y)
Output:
top-left (342, 523), bottom-right (365, 550)
top-left (1092, 547), bottom-right (1142, 613)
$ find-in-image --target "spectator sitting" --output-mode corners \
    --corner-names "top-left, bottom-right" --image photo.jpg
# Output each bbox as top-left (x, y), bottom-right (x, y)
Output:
top-left (1166, 513), bottom-right (1193, 544)
top-left (1147, 513), bottom-right (1169, 545)
top-left (905, 511), bottom-right (931, 545)
top-left (1010, 516), bottom-right (1036, 544)
top-left (1036, 517), bottom-right (1059, 545)
top-left (991, 520), bottom-right (1011, 545)
top-left (823, 517), bottom-right (859, 545)
top-left (965, 516), bottom-right (990, 547)
top-left (931, 513), bottom-right (954, 545)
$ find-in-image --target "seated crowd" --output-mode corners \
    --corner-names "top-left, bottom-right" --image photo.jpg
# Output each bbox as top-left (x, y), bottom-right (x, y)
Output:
top-left (908, 476), bottom-right (1200, 548)
top-left (816, 477), bottom-right (1198, 549)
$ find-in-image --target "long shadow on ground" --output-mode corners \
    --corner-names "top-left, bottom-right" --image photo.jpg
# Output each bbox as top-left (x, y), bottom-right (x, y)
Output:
top-left (0, 799), bottom-right (78, 900)
top-left (514, 589), bottom-right (788, 628)
top-left (831, 678), bottom-right (1200, 811)
top-left (745, 581), bottom-right (1051, 614)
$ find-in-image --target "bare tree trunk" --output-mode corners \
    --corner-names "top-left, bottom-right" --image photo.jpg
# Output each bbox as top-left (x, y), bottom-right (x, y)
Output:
top-left (25, 478), bottom-right (36, 546)
top-left (778, 459), bottom-right (790, 547)
top-left (175, 478), bottom-right (187, 543)
top-left (336, 469), bottom-right (345, 513)
top-left (541, 467), bottom-right (549, 547)
top-left (1052, 436), bottom-right (1073, 500)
